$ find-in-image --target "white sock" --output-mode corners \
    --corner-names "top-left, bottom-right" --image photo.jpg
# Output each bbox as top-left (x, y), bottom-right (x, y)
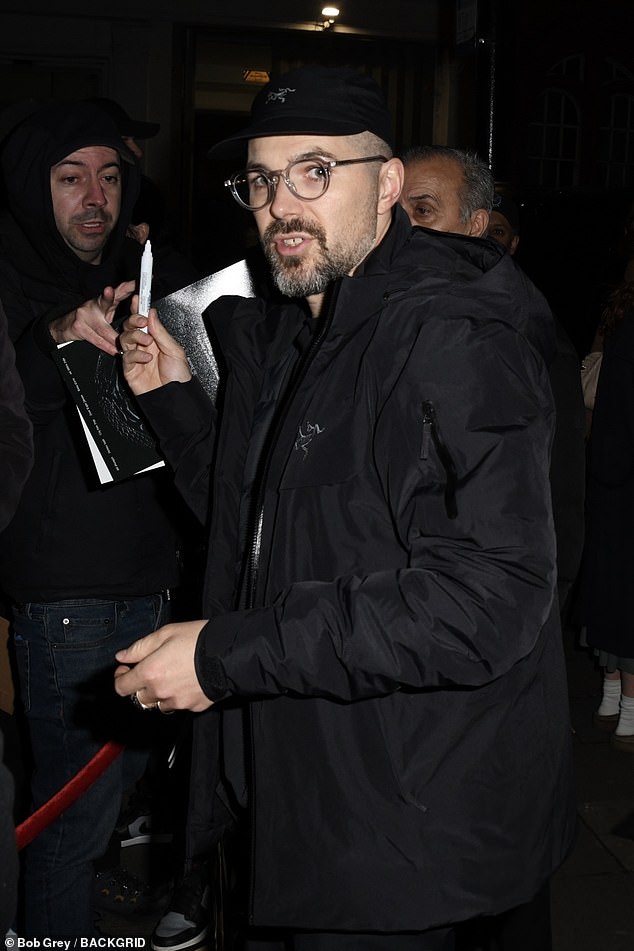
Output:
top-left (597, 677), bottom-right (621, 717)
top-left (615, 694), bottom-right (634, 736)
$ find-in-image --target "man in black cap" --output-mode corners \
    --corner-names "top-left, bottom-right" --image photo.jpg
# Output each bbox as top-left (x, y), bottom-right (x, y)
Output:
top-left (114, 66), bottom-right (575, 950)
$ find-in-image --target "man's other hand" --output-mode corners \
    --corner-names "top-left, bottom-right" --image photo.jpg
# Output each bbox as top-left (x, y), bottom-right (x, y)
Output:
top-left (48, 281), bottom-right (135, 355)
top-left (114, 619), bottom-right (212, 713)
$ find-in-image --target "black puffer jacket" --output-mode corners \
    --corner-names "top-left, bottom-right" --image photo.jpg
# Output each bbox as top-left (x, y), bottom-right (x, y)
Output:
top-left (141, 207), bottom-right (576, 931)
top-left (0, 102), bottom-right (181, 602)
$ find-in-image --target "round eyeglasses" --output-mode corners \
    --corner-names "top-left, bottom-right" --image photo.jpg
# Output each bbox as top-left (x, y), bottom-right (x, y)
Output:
top-left (224, 155), bottom-right (388, 211)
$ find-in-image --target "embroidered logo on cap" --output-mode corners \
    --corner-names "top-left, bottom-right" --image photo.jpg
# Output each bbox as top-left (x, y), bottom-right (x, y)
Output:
top-left (265, 87), bottom-right (297, 105)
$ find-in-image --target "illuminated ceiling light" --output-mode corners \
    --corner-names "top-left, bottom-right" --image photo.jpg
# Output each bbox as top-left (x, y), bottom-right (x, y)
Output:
top-left (243, 69), bottom-right (270, 84)
top-left (317, 5), bottom-right (339, 29)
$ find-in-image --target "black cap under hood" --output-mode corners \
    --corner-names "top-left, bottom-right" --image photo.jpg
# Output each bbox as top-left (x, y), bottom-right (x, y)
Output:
top-left (0, 100), bottom-right (141, 307)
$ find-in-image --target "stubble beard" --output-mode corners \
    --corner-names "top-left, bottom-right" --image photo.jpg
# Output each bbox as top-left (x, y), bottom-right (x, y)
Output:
top-left (62, 210), bottom-right (114, 262)
top-left (262, 216), bottom-right (377, 299)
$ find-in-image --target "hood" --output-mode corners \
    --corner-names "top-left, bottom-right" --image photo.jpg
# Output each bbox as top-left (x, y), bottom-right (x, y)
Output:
top-left (0, 100), bottom-right (141, 302)
top-left (367, 206), bottom-right (557, 366)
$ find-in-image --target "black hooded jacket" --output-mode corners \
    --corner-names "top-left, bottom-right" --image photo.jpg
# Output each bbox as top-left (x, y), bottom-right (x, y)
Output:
top-left (0, 102), bottom-right (180, 602)
top-left (139, 208), bottom-right (576, 930)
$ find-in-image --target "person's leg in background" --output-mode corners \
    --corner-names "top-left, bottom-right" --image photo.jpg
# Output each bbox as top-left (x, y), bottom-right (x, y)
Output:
top-left (611, 669), bottom-right (634, 751)
top-left (150, 709), bottom-right (239, 951)
top-left (12, 592), bottom-right (170, 937)
top-left (595, 668), bottom-right (621, 727)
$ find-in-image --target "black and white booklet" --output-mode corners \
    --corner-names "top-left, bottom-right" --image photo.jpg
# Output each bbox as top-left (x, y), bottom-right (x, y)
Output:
top-left (54, 259), bottom-right (255, 484)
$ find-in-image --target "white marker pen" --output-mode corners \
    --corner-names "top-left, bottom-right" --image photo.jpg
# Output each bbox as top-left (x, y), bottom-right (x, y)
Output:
top-left (138, 239), bottom-right (153, 330)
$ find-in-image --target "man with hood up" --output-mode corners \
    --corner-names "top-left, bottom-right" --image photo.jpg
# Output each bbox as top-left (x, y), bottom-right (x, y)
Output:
top-left (0, 101), bottom-right (182, 937)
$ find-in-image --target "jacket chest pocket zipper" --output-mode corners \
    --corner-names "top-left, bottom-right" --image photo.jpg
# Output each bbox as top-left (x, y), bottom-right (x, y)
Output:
top-left (420, 400), bottom-right (458, 520)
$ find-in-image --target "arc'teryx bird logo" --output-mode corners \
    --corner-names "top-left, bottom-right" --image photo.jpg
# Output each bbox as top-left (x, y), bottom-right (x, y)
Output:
top-left (265, 87), bottom-right (297, 104)
top-left (295, 421), bottom-right (325, 458)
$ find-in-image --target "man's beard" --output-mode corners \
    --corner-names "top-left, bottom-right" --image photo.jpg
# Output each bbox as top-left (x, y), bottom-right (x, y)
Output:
top-left (262, 217), bottom-right (376, 299)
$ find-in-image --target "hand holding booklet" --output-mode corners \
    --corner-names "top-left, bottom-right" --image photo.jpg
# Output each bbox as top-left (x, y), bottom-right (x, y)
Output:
top-left (53, 259), bottom-right (255, 484)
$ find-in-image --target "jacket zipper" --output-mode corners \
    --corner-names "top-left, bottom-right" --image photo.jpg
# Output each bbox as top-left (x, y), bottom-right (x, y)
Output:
top-left (420, 400), bottom-right (458, 519)
top-left (239, 285), bottom-right (341, 925)
top-left (240, 288), bottom-right (340, 612)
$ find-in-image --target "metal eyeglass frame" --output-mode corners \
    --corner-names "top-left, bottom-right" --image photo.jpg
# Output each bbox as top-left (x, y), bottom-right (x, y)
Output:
top-left (224, 155), bottom-right (388, 210)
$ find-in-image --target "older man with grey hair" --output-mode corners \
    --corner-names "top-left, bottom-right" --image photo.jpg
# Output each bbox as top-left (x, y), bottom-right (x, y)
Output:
top-left (399, 144), bottom-right (494, 236)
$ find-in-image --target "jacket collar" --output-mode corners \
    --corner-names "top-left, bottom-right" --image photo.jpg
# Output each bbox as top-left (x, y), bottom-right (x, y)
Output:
top-left (353, 203), bottom-right (413, 280)
top-left (319, 205), bottom-right (413, 337)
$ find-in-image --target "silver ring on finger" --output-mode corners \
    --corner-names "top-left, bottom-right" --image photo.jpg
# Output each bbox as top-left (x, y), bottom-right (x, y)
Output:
top-left (156, 700), bottom-right (175, 715)
top-left (131, 690), bottom-right (158, 712)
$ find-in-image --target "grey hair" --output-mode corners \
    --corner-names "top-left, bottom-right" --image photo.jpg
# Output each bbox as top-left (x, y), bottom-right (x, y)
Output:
top-left (400, 145), bottom-right (494, 223)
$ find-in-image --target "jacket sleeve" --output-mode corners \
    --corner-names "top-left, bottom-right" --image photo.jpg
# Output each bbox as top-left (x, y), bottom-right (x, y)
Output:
top-left (137, 295), bottom-right (288, 526)
top-left (13, 309), bottom-right (75, 426)
top-left (194, 315), bottom-right (559, 704)
top-left (0, 300), bottom-right (33, 532)
top-left (138, 377), bottom-right (216, 525)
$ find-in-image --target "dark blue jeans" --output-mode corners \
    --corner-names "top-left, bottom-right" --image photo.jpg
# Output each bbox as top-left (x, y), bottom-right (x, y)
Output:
top-left (12, 592), bottom-right (171, 937)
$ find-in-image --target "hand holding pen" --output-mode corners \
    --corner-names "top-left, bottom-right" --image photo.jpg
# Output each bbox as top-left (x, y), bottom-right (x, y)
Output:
top-left (119, 308), bottom-right (192, 395)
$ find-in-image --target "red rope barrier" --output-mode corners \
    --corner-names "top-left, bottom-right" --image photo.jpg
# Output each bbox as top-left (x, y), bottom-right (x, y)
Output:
top-left (15, 740), bottom-right (124, 851)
